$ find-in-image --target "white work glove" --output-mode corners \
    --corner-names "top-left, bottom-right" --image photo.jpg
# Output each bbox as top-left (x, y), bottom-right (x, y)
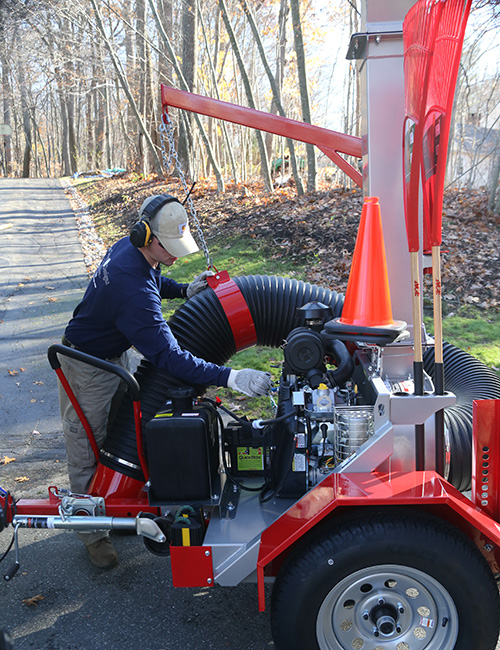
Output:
top-left (227, 369), bottom-right (273, 397)
top-left (186, 270), bottom-right (215, 299)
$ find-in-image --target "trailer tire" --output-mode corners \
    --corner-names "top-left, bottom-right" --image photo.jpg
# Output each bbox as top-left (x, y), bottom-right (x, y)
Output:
top-left (271, 510), bottom-right (499, 650)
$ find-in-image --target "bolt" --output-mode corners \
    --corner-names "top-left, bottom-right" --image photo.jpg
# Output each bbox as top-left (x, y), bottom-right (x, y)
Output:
top-left (399, 606), bottom-right (405, 614)
top-left (374, 630), bottom-right (380, 638)
top-left (205, 550), bottom-right (210, 557)
top-left (378, 598), bottom-right (385, 606)
top-left (396, 626), bottom-right (402, 633)
top-left (363, 612), bottom-right (369, 620)
top-left (207, 578), bottom-right (212, 584)
top-left (327, 558), bottom-right (334, 566)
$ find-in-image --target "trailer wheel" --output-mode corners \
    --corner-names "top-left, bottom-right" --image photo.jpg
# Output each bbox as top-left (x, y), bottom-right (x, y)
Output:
top-left (271, 511), bottom-right (499, 650)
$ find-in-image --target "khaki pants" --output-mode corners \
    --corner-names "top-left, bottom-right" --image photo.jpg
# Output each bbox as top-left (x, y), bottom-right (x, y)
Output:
top-left (58, 350), bottom-right (131, 545)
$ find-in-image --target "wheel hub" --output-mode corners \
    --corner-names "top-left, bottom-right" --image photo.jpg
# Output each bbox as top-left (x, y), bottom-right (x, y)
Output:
top-left (316, 564), bottom-right (458, 649)
top-left (371, 602), bottom-right (399, 636)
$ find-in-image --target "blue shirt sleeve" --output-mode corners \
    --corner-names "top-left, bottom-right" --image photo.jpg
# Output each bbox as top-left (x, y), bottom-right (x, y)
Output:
top-left (159, 276), bottom-right (188, 299)
top-left (114, 286), bottom-right (230, 387)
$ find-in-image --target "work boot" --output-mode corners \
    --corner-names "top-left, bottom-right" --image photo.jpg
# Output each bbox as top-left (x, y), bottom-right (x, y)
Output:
top-left (86, 537), bottom-right (118, 569)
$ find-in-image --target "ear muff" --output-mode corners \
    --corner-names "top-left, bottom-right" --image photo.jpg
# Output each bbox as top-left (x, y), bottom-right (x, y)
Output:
top-left (130, 194), bottom-right (181, 248)
top-left (130, 218), bottom-right (153, 248)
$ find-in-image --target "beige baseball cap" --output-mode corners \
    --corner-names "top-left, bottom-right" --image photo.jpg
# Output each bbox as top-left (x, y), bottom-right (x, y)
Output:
top-left (141, 196), bottom-right (199, 258)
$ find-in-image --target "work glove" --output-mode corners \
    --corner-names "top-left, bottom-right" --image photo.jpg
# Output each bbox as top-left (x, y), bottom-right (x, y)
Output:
top-left (186, 270), bottom-right (215, 299)
top-left (227, 369), bottom-right (273, 398)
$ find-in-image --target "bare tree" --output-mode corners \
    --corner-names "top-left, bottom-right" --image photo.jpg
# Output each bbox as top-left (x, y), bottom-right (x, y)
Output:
top-left (289, 0), bottom-right (317, 191)
top-left (218, 0), bottom-right (273, 192)
top-left (239, 0), bottom-right (304, 195)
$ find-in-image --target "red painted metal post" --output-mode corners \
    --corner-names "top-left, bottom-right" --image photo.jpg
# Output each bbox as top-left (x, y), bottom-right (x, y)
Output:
top-left (54, 367), bottom-right (100, 461)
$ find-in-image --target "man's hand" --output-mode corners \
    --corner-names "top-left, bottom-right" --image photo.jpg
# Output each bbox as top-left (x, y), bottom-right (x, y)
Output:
top-left (186, 270), bottom-right (214, 299)
top-left (227, 369), bottom-right (273, 397)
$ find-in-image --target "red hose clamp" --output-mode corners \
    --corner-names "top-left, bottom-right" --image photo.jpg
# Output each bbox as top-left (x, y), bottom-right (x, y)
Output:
top-left (207, 270), bottom-right (257, 351)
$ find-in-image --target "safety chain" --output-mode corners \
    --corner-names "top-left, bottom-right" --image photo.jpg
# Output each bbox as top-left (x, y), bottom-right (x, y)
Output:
top-left (159, 113), bottom-right (212, 267)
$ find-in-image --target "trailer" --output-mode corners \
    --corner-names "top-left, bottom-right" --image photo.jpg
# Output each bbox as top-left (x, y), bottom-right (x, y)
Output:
top-left (2, 1), bottom-right (500, 649)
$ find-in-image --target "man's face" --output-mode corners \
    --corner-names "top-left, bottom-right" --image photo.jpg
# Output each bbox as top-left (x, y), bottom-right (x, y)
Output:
top-left (150, 236), bottom-right (178, 266)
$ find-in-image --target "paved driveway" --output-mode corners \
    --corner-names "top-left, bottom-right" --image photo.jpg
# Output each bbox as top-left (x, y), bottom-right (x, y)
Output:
top-left (0, 178), bottom-right (274, 650)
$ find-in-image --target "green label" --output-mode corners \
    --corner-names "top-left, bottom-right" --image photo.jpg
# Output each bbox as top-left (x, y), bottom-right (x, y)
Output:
top-left (236, 447), bottom-right (264, 471)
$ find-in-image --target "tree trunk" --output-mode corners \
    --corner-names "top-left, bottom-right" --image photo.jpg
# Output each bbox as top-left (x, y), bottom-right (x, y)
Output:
top-left (218, 0), bottom-right (273, 192)
top-left (149, 0), bottom-right (225, 191)
top-left (240, 0), bottom-right (304, 195)
top-left (1, 47), bottom-right (12, 176)
top-left (18, 52), bottom-right (32, 177)
top-left (197, 0), bottom-right (238, 183)
top-left (136, 0), bottom-right (146, 173)
top-left (90, 0), bottom-right (163, 174)
top-left (488, 145), bottom-right (500, 214)
top-left (177, 0), bottom-right (197, 179)
top-left (158, 0), bottom-right (173, 84)
top-left (290, 0), bottom-right (317, 192)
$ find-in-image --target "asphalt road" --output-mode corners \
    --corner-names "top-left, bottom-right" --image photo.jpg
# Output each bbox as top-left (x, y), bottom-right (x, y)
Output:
top-left (0, 178), bottom-right (274, 650)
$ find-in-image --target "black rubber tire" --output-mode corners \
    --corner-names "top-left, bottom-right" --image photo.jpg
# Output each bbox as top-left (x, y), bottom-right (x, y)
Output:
top-left (271, 510), bottom-right (500, 650)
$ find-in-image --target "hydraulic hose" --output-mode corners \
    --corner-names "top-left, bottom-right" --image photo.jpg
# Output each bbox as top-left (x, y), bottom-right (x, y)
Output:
top-left (100, 275), bottom-right (343, 480)
top-left (423, 341), bottom-right (500, 492)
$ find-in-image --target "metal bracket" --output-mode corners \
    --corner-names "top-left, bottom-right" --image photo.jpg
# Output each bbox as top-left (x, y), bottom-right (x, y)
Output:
top-left (59, 495), bottom-right (105, 519)
top-left (346, 31), bottom-right (403, 60)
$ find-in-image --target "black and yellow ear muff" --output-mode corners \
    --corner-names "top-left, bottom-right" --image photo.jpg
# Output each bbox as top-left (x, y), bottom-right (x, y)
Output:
top-left (129, 194), bottom-right (181, 248)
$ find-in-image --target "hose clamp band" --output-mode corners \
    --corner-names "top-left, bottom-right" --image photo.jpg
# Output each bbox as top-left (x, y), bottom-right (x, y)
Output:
top-left (207, 271), bottom-right (257, 351)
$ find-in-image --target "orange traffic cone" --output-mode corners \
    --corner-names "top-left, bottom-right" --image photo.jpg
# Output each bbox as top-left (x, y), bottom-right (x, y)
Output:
top-left (341, 196), bottom-right (395, 327)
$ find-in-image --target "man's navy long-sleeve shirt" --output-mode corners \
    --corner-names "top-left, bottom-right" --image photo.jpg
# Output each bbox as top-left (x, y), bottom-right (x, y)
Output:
top-left (64, 237), bottom-right (230, 387)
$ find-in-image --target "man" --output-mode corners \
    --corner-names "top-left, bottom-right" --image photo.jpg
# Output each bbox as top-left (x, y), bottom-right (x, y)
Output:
top-left (58, 194), bottom-right (272, 569)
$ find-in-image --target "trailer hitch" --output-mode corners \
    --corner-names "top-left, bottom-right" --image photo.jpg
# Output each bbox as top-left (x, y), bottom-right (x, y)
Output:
top-left (2, 514), bottom-right (166, 581)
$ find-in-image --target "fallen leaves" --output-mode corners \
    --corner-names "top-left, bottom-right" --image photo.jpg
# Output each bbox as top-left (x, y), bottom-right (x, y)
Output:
top-left (7, 368), bottom-right (25, 376)
top-left (22, 594), bottom-right (44, 607)
top-left (1, 455), bottom-right (15, 465)
top-left (48, 296), bottom-right (58, 303)
top-left (14, 476), bottom-right (29, 483)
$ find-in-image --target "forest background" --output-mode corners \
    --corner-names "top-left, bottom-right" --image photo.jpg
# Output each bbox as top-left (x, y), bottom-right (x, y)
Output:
top-left (0, 0), bottom-right (499, 378)
top-left (1, 0), bottom-right (499, 201)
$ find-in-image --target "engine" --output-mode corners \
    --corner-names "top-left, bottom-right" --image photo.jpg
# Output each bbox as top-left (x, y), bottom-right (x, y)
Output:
top-left (145, 302), bottom-right (375, 505)
top-left (221, 301), bottom-right (374, 500)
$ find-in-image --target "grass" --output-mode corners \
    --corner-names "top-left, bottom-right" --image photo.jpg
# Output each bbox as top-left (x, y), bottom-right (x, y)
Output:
top-left (425, 308), bottom-right (500, 373)
top-left (73, 177), bottom-right (499, 386)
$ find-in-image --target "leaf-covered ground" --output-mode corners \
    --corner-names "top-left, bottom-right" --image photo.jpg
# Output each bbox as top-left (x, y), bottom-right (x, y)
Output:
top-left (73, 172), bottom-right (500, 314)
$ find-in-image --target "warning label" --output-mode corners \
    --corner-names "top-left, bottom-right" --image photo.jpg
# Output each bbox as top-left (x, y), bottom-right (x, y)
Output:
top-left (420, 617), bottom-right (435, 628)
top-left (292, 453), bottom-right (306, 472)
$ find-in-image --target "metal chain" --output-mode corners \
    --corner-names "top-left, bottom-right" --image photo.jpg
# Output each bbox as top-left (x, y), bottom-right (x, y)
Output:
top-left (159, 113), bottom-right (212, 267)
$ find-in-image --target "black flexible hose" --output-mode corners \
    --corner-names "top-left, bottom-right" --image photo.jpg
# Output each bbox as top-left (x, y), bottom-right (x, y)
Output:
top-left (423, 341), bottom-right (500, 492)
top-left (100, 274), bottom-right (500, 495)
top-left (100, 276), bottom-right (343, 480)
